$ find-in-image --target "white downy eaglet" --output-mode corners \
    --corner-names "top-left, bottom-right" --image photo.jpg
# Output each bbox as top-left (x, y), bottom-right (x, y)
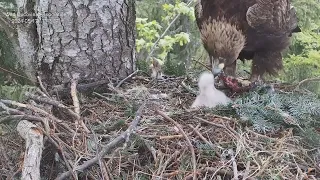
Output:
top-left (191, 71), bottom-right (232, 108)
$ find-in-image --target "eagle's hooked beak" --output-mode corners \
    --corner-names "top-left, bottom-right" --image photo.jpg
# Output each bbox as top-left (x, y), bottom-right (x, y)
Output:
top-left (211, 57), bottom-right (225, 77)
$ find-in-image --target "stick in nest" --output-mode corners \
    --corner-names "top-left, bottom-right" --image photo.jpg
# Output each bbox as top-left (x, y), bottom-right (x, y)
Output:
top-left (155, 109), bottom-right (197, 180)
top-left (25, 92), bottom-right (80, 121)
top-left (188, 124), bottom-right (221, 158)
top-left (70, 78), bottom-right (90, 133)
top-left (116, 70), bottom-right (140, 88)
top-left (228, 149), bottom-right (239, 180)
top-left (55, 101), bottom-right (146, 180)
top-left (36, 76), bottom-right (50, 96)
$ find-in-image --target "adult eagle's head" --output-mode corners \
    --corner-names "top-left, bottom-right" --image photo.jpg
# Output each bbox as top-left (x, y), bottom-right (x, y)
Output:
top-left (200, 18), bottom-right (246, 76)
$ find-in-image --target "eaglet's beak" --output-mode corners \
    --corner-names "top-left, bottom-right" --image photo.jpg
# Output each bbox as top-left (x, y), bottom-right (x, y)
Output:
top-left (211, 58), bottom-right (225, 77)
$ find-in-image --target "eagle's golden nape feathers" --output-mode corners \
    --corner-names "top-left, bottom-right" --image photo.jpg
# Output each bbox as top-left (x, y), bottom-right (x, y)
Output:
top-left (199, 18), bottom-right (246, 76)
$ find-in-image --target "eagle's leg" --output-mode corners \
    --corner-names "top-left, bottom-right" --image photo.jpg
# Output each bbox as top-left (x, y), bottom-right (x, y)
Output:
top-left (224, 60), bottom-right (237, 77)
top-left (250, 58), bottom-right (266, 84)
top-left (250, 51), bottom-right (282, 83)
top-left (250, 65), bottom-right (266, 84)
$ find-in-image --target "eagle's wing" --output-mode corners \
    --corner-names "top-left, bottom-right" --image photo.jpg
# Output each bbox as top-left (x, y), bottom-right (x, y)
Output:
top-left (246, 0), bottom-right (296, 34)
top-left (288, 6), bottom-right (301, 33)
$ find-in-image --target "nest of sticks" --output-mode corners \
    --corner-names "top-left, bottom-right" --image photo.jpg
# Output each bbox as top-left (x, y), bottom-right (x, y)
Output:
top-left (0, 73), bottom-right (319, 180)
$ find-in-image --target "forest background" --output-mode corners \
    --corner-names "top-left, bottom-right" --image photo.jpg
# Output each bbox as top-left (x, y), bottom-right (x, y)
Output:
top-left (0, 0), bottom-right (319, 94)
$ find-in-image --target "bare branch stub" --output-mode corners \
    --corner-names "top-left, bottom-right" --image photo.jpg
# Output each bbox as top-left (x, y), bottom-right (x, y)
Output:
top-left (17, 120), bottom-right (44, 180)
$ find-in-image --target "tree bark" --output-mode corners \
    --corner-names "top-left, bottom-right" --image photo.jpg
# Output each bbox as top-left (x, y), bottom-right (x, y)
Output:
top-left (35, 0), bottom-right (136, 89)
top-left (17, 120), bottom-right (44, 180)
top-left (16, 0), bottom-right (38, 82)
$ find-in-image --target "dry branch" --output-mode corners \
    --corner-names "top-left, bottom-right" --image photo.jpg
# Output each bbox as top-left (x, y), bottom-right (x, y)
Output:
top-left (0, 99), bottom-right (62, 123)
top-left (294, 77), bottom-right (320, 90)
top-left (229, 149), bottom-right (239, 180)
top-left (55, 102), bottom-right (146, 180)
top-left (17, 120), bottom-right (44, 180)
top-left (155, 109), bottom-right (197, 180)
top-left (70, 79), bottom-right (80, 116)
top-left (25, 92), bottom-right (80, 120)
top-left (70, 79), bottom-right (90, 133)
top-left (36, 76), bottom-right (50, 97)
top-left (116, 70), bottom-right (140, 88)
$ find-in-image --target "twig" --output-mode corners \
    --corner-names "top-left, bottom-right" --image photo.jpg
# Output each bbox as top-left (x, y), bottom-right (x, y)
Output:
top-left (55, 101), bottom-right (146, 180)
top-left (242, 161), bottom-right (251, 179)
top-left (60, 146), bottom-right (78, 180)
top-left (155, 109), bottom-right (197, 180)
top-left (158, 151), bottom-right (181, 177)
top-left (93, 92), bottom-right (117, 102)
top-left (36, 76), bottom-right (50, 97)
top-left (195, 116), bottom-right (227, 129)
top-left (188, 124), bottom-right (221, 158)
top-left (70, 79), bottom-right (80, 116)
top-left (181, 79), bottom-right (198, 95)
top-left (294, 77), bottom-right (320, 90)
top-left (229, 149), bottom-right (239, 180)
top-left (191, 58), bottom-right (210, 71)
top-left (116, 70), bottom-right (140, 88)
top-left (0, 101), bottom-right (50, 132)
top-left (107, 84), bottom-right (129, 103)
top-left (0, 139), bottom-right (13, 173)
top-left (159, 134), bottom-right (184, 139)
top-left (25, 92), bottom-right (80, 120)
top-left (89, 121), bottom-right (108, 180)
top-left (0, 99), bottom-right (62, 123)
top-left (195, 116), bottom-right (238, 139)
top-left (51, 79), bottom-right (111, 94)
top-left (70, 78), bottom-right (90, 133)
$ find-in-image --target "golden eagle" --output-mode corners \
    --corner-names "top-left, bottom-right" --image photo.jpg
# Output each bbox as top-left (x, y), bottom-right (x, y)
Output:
top-left (195, 0), bottom-right (301, 81)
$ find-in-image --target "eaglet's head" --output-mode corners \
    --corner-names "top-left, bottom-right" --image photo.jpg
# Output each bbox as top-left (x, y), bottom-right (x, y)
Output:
top-left (200, 18), bottom-right (246, 76)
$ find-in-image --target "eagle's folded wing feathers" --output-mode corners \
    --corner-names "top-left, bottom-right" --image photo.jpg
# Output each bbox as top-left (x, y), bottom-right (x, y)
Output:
top-left (246, 0), bottom-right (291, 33)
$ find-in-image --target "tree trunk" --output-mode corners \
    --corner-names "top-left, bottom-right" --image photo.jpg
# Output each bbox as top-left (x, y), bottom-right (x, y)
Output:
top-left (16, 0), bottom-right (39, 83)
top-left (29, 0), bottom-right (136, 89)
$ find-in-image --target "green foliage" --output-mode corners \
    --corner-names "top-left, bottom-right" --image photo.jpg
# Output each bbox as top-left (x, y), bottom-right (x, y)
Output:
top-left (135, 0), bottom-right (195, 75)
top-left (0, 84), bottom-right (37, 102)
top-left (163, 54), bottom-right (186, 76)
top-left (212, 90), bottom-right (320, 148)
top-left (0, 31), bottom-right (31, 85)
top-left (292, 0), bottom-right (320, 29)
top-left (136, 18), bottom-right (161, 53)
top-left (281, 30), bottom-right (320, 93)
top-left (0, 0), bottom-right (16, 8)
top-left (280, 0), bottom-right (320, 89)
top-left (161, 1), bottom-right (195, 23)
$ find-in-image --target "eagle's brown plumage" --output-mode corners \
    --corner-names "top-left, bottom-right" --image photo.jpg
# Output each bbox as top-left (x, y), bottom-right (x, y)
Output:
top-left (195, 0), bottom-right (301, 81)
